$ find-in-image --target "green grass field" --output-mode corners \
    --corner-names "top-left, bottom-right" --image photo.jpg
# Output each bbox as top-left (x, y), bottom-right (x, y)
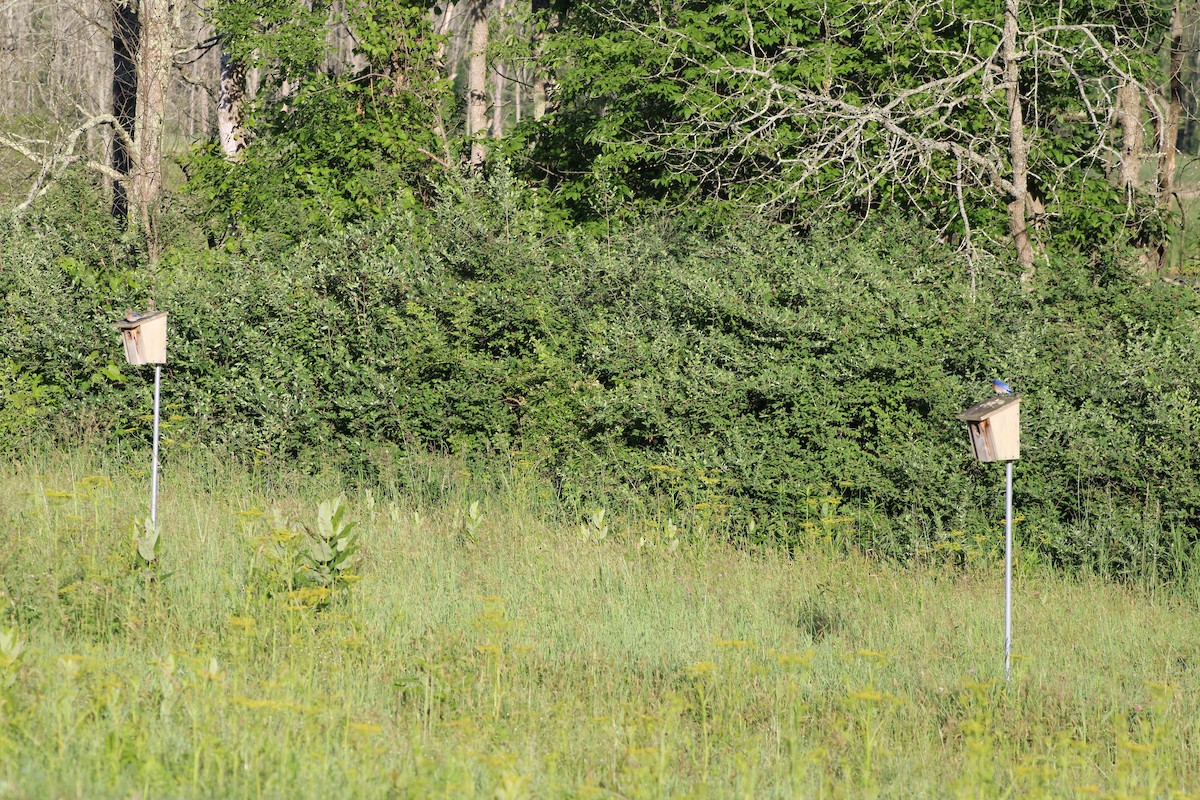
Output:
top-left (0, 451), bottom-right (1197, 798)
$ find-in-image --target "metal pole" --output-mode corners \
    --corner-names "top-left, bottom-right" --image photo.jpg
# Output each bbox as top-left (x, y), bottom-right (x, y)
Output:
top-left (1004, 459), bottom-right (1013, 681)
top-left (151, 364), bottom-right (161, 526)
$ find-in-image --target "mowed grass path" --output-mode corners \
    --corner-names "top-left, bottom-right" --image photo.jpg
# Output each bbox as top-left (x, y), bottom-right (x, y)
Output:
top-left (0, 452), bottom-right (1197, 798)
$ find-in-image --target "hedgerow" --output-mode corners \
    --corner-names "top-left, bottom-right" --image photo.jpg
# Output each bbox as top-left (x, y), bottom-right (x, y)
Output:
top-left (3, 173), bottom-right (1198, 580)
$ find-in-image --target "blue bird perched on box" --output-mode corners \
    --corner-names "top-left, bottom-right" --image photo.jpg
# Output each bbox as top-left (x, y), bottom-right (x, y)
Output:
top-left (991, 379), bottom-right (1014, 395)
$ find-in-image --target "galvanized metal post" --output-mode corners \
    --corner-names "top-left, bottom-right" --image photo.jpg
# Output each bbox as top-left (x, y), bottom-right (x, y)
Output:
top-left (1004, 459), bottom-right (1013, 681)
top-left (151, 364), bottom-right (161, 526)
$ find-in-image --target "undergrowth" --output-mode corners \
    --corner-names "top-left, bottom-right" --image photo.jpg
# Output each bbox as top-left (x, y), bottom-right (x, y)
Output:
top-left (2, 173), bottom-right (1199, 583)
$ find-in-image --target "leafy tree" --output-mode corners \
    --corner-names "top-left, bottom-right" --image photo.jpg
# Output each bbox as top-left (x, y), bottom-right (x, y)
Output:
top-left (529, 0), bottom-right (1172, 270)
top-left (208, 0), bottom-right (333, 162)
top-left (189, 0), bottom-right (452, 242)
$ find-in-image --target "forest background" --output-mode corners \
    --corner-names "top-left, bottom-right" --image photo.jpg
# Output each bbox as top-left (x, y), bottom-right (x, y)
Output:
top-left (2, 0), bottom-right (1200, 586)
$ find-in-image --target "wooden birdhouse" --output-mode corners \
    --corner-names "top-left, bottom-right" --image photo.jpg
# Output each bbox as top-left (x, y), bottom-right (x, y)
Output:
top-left (115, 311), bottom-right (168, 365)
top-left (956, 395), bottom-right (1020, 463)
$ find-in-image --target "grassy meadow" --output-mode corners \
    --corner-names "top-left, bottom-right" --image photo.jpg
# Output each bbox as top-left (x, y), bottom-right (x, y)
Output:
top-left (0, 450), bottom-right (1197, 798)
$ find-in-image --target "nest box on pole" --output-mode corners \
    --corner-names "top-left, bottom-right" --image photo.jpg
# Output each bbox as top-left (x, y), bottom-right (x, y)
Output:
top-left (956, 395), bottom-right (1020, 463)
top-left (956, 389), bottom-right (1023, 681)
top-left (114, 309), bottom-right (168, 528)
top-left (115, 311), bottom-right (168, 366)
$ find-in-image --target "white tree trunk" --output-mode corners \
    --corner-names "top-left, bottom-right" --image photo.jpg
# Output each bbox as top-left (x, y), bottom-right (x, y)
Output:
top-left (217, 47), bottom-right (247, 160)
top-left (491, 0), bottom-right (506, 138)
top-left (531, 1), bottom-right (559, 120)
top-left (514, 68), bottom-right (522, 125)
top-left (1116, 81), bottom-right (1144, 197)
top-left (492, 63), bottom-right (504, 138)
top-left (468, 0), bottom-right (489, 167)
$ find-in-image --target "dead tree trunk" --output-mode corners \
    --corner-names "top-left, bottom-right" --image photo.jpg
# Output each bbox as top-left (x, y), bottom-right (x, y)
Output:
top-left (1116, 81), bottom-right (1144, 198)
top-left (1003, 0), bottom-right (1035, 280)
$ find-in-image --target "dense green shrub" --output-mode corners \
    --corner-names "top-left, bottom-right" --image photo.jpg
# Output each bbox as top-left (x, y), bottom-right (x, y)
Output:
top-left (184, 1), bottom-right (449, 244)
top-left (3, 174), bottom-right (1199, 582)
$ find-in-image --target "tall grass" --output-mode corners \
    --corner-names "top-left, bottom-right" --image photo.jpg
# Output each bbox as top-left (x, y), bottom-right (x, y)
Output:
top-left (1, 450), bottom-right (1197, 798)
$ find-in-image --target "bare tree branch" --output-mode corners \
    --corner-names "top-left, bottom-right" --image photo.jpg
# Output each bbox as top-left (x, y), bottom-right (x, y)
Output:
top-left (574, 0), bottom-right (1170, 265)
top-left (0, 114), bottom-right (132, 215)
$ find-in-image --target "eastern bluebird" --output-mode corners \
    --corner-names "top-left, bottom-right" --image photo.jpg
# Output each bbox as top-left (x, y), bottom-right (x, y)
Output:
top-left (991, 379), bottom-right (1014, 395)
top-left (123, 309), bottom-right (143, 322)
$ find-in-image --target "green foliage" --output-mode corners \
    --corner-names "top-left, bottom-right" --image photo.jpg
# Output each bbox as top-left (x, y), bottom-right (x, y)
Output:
top-left (454, 499), bottom-right (486, 546)
top-left (210, 0), bottom-right (331, 72)
top-left (3, 174), bottom-right (1200, 582)
top-left (248, 498), bottom-right (359, 607)
top-left (0, 209), bottom-right (147, 453)
top-left (579, 507), bottom-right (609, 544)
top-left (189, 0), bottom-right (449, 242)
top-left (526, 0), bottom-right (1170, 257)
top-left (133, 515), bottom-right (162, 567)
top-left (0, 361), bottom-right (62, 446)
top-left (304, 497), bottom-right (360, 590)
top-left (0, 625), bottom-right (25, 727)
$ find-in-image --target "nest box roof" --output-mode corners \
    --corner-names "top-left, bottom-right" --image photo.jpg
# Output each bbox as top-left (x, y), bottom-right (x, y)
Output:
top-left (956, 394), bottom-right (1020, 422)
top-left (114, 310), bottom-right (167, 331)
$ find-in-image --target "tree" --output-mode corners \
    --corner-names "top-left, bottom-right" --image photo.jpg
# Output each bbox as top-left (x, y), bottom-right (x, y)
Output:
top-left (189, 0), bottom-right (452, 238)
top-left (217, 42), bottom-right (248, 160)
top-left (0, 0), bottom-right (123, 212)
top-left (1002, 0), bottom-right (1033, 276)
top-left (1116, 81), bottom-right (1144, 196)
top-left (530, 0), bottom-right (560, 120)
top-left (1156, 0), bottom-right (1186, 212)
top-left (535, 0), bottom-right (1172, 270)
top-left (491, 0), bottom-right (507, 139)
top-left (0, 0), bottom-right (210, 239)
top-left (467, 0), bottom-right (490, 167)
top-left (111, 0), bottom-right (138, 220)
top-left (130, 0), bottom-right (173, 246)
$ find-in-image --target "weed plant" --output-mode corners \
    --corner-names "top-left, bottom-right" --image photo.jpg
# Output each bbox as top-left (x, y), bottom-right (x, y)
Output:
top-left (0, 450), bottom-right (1197, 797)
